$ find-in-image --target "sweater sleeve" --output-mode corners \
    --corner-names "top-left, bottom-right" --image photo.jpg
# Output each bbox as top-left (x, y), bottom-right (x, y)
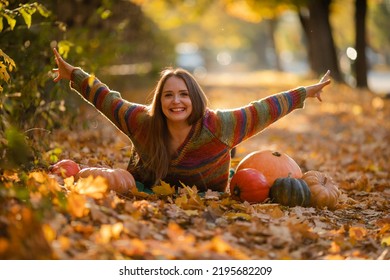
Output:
top-left (207, 87), bottom-right (307, 147)
top-left (70, 69), bottom-right (148, 136)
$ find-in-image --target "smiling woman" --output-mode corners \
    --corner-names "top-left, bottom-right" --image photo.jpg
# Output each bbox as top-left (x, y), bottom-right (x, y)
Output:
top-left (52, 48), bottom-right (331, 192)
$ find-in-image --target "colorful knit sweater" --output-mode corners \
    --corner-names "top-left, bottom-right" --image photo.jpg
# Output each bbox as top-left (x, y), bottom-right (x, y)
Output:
top-left (70, 69), bottom-right (307, 192)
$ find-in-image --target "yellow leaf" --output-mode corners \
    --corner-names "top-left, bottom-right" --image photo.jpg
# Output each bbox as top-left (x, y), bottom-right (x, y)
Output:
top-left (57, 40), bottom-right (74, 59)
top-left (224, 212), bottom-right (252, 221)
top-left (0, 17), bottom-right (3, 32)
top-left (177, 182), bottom-right (204, 209)
top-left (63, 176), bottom-right (75, 188)
top-left (111, 222), bottom-right (124, 239)
top-left (42, 224), bottom-right (56, 242)
top-left (73, 176), bottom-right (108, 199)
top-left (100, 9), bottom-right (112, 19)
top-left (381, 236), bottom-right (390, 247)
top-left (37, 4), bottom-right (51, 18)
top-left (329, 241), bottom-right (341, 254)
top-left (95, 223), bottom-right (124, 244)
top-left (210, 236), bottom-right (233, 253)
top-left (27, 171), bottom-right (62, 194)
top-left (174, 194), bottom-right (188, 207)
top-left (184, 209), bottom-right (199, 216)
top-left (67, 192), bottom-right (89, 218)
top-left (0, 63), bottom-right (10, 83)
top-left (152, 180), bottom-right (176, 196)
top-left (3, 14), bottom-right (16, 30)
top-left (19, 8), bottom-right (32, 28)
top-left (1, 49), bottom-right (15, 67)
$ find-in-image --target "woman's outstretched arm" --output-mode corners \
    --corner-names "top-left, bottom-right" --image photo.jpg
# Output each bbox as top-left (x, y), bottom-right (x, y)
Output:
top-left (51, 47), bottom-right (148, 139)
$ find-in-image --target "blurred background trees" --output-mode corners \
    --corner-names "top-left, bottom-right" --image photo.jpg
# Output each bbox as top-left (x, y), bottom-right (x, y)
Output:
top-left (1, 0), bottom-right (389, 169)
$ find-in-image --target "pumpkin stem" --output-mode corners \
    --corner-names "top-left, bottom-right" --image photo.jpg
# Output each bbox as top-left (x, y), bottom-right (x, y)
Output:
top-left (272, 151), bottom-right (282, 157)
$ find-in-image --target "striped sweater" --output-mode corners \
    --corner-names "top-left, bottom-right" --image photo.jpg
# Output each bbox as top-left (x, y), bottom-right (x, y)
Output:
top-left (70, 69), bottom-right (307, 192)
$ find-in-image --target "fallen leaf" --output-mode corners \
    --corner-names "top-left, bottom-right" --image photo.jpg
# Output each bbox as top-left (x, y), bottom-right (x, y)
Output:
top-left (152, 181), bottom-right (176, 196)
top-left (72, 176), bottom-right (108, 199)
top-left (67, 192), bottom-right (89, 218)
top-left (381, 236), bottom-right (390, 247)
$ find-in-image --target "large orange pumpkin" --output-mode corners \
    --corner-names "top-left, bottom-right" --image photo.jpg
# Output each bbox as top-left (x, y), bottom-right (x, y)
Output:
top-left (236, 150), bottom-right (302, 185)
top-left (229, 168), bottom-right (270, 203)
top-left (76, 167), bottom-right (136, 194)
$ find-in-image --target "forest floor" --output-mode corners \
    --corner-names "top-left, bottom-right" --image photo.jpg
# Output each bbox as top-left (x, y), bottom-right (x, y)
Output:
top-left (1, 71), bottom-right (389, 260)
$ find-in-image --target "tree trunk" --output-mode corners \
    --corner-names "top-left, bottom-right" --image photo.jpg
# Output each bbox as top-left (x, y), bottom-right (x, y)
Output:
top-left (355, 0), bottom-right (368, 88)
top-left (268, 18), bottom-right (283, 71)
top-left (298, 0), bottom-right (343, 82)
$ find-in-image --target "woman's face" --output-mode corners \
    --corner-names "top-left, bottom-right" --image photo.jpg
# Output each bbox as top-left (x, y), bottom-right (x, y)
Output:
top-left (161, 76), bottom-right (193, 125)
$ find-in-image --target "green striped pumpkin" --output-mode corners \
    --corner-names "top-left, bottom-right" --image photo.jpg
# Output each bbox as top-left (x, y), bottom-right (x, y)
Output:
top-left (270, 175), bottom-right (311, 207)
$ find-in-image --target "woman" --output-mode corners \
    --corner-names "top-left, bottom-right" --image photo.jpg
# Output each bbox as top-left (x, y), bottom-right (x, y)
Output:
top-left (53, 48), bottom-right (331, 192)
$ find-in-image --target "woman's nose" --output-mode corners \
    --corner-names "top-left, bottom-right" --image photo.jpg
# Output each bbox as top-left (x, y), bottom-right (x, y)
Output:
top-left (173, 94), bottom-right (180, 103)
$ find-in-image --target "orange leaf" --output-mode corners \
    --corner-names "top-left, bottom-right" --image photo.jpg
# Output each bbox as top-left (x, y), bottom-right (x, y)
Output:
top-left (152, 181), bottom-right (176, 196)
top-left (42, 224), bottom-right (56, 242)
top-left (67, 192), bottom-right (89, 218)
top-left (210, 236), bottom-right (232, 253)
top-left (72, 176), bottom-right (108, 199)
top-left (349, 226), bottom-right (367, 240)
top-left (2, 170), bottom-right (20, 182)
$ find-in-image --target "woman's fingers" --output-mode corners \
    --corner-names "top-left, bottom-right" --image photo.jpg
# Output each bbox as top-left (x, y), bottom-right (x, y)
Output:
top-left (320, 70), bottom-right (331, 83)
top-left (52, 68), bottom-right (61, 82)
top-left (52, 48), bottom-right (67, 82)
top-left (53, 48), bottom-right (61, 59)
top-left (315, 71), bottom-right (331, 102)
top-left (316, 92), bottom-right (323, 102)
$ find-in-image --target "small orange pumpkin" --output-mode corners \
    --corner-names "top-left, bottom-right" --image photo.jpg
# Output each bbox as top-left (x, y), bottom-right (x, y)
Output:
top-left (76, 167), bottom-right (136, 194)
top-left (236, 150), bottom-right (302, 185)
top-left (302, 170), bottom-right (340, 209)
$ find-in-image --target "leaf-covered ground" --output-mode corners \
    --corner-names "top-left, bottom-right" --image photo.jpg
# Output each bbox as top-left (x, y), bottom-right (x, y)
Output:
top-left (1, 72), bottom-right (389, 260)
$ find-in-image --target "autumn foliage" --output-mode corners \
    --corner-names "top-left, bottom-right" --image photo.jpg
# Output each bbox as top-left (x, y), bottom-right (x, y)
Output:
top-left (0, 75), bottom-right (389, 260)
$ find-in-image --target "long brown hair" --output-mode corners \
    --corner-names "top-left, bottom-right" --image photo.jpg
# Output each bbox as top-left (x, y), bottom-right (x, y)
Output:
top-left (130, 67), bottom-right (209, 186)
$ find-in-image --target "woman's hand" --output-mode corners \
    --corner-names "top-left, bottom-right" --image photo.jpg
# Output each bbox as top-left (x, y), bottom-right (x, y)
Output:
top-left (52, 48), bottom-right (76, 82)
top-left (305, 70), bottom-right (331, 102)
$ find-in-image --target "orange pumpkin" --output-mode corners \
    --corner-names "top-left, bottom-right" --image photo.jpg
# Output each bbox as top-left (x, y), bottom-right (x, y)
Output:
top-left (236, 150), bottom-right (302, 185)
top-left (76, 167), bottom-right (136, 194)
top-left (229, 168), bottom-right (270, 203)
top-left (50, 159), bottom-right (80, 178)
top-left (302, 170), bottom-right (340, 209)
